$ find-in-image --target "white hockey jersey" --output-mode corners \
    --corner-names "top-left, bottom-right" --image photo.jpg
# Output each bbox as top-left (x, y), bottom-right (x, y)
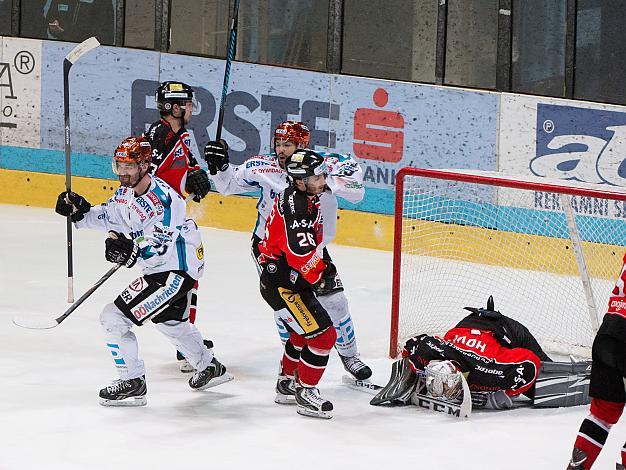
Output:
top-left (211, 152), bottom-right (365, 246)
top-left (75, 177), bottom-right (205, 279)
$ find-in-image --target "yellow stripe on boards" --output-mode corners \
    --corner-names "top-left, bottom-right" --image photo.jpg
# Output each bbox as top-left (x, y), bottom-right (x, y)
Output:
top-left (401, 217), bottom-right (624, 280)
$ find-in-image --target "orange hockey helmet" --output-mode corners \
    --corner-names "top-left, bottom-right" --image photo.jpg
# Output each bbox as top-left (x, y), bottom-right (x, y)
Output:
top-left (273, 120), bottom-right (310, 148)
top-left (113, 136), bottom-right (152, 165)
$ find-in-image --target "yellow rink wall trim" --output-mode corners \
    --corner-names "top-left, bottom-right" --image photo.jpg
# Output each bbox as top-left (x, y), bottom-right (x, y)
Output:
top-left (402, 217), bottom-right (625, 279)
top-left (0, 169), bottom-right (395, 251)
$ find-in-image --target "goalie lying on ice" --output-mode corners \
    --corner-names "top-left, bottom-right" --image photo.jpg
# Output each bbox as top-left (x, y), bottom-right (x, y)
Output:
top-left (372, 297), bottom-right (591, 410)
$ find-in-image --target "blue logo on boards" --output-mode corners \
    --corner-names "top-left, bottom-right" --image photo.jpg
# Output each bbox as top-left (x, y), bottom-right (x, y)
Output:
top-left (534, 103), bottom-right (626, 186)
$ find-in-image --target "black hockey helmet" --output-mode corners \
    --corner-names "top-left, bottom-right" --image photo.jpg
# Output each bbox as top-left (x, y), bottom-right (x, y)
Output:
top-left (155, 81), bottom-right (194, 115)
top-left (285, 149), bottom-right (327, 181)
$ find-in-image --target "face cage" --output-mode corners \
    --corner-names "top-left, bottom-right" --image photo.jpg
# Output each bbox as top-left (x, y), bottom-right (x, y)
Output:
top-left (112, 160), bottom-right (148, 187)
top-left (424, 367), bottom-right (463, 400)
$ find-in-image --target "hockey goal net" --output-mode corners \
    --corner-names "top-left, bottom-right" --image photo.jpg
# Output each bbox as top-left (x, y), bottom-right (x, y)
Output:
top-left (390, 168), bottom-right (626, 359)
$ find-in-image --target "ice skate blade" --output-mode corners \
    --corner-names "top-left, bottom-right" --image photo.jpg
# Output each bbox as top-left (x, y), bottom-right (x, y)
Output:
top-left (296, 405), bottom-right (332, 419)
top-left (99, 396), bottom-right (147, 407)
top-left (192, 372), bottom-right (234, 391)
top-left (274, 393), bottom-right (296, 404)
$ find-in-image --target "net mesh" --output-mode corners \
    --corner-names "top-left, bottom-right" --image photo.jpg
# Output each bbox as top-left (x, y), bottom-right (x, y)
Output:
top-left (394, 171), bottom-right (626, 359)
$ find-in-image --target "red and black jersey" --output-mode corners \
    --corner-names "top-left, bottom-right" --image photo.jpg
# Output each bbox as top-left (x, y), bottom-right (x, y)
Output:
top-left (601, 253), bottom-right (626, 341)
top-left (143, 119), bottom-right (200, 196)
top-left (259, 186), bottom-right (327, 285)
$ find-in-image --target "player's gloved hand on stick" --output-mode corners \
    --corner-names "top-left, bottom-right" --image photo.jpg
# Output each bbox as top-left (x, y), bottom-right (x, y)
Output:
top-left (185, 169), bottom-right (211, 202)
top-left (105, 232), bottom-right (139, 268)
top-left (55, 191), bottom-right (91, 222)
top-left (314, 261), bottom-right (337, 296)
top-left (203, 140), bottom-right (229, 175)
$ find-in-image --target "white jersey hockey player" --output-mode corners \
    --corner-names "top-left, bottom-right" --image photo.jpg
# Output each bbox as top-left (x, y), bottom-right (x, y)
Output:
top-left (54, 136), bottom-right (232, 406)
top-left (203, 121), bottom-right (372, 393)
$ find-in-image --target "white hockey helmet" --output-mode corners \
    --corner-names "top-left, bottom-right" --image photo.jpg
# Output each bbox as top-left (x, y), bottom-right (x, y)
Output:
top-left (425, 360), bottom-right (463, 400)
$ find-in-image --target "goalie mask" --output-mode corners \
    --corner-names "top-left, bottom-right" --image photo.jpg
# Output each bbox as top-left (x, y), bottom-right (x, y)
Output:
top-left (425, 360), bottom-right (463, 400)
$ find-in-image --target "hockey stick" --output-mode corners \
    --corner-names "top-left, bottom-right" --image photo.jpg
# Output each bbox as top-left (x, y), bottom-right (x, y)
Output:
top-left (63, 36), bottom-right (100, 303)
top-left (13, 264), bottom-right (121, 330)
top-left (342, 375), bottom-right (383, 394)
top-left (214, 0), bottom-right (240, 141)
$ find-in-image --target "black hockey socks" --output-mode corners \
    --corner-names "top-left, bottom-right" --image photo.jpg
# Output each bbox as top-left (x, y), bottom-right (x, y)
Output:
top-left (573, 414), bottom-right (611, 468)
top-left (281, 336), bottom-right (304, 377)
top-left (297, 328), bottom-right (336, 387)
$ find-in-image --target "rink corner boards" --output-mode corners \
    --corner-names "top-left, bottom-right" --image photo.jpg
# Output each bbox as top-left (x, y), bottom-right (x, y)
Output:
top-left (0, 168), bottom-right (395, 252)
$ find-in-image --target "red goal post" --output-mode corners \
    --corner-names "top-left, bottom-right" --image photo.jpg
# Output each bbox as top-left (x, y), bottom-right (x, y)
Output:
top-left (390, 168), bottom-right (626, 358)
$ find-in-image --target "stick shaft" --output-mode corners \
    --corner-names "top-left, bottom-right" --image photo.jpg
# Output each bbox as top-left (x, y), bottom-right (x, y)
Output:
top-left (215, 0), bottom-right (240, 141)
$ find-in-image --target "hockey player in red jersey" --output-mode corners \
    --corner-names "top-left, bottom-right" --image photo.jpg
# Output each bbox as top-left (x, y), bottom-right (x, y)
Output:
top-left (257, 149), bottom-right (337, 419)
top-left (372, 297), bottom-right (553, 410)
top-left (566, 255), bottom-right (626, 470)
top-left (143, 81), bottom-right (212, 372)
top-left (204, 121), bottom-right (372, 385)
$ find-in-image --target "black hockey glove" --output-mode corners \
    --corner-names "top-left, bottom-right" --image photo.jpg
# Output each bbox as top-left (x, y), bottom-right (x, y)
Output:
top-left (203, 140), bottom-right (229, 175)
top-left (185, 169), bottom-right (211, 202)
top-left (314, 261), bottom-right (337, 296)
top-left (55, 191), bottom-right (91, 222)
top-left (105, 232), bottom-right (139, 268)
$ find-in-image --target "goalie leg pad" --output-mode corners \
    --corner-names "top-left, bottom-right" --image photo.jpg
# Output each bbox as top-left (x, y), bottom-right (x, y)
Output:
top-left (370, 357), bottom-right (417, 406)
top-left (533, 360), bottom-right (593, 408)
top-left (100, 303), bottom-right (145, 380)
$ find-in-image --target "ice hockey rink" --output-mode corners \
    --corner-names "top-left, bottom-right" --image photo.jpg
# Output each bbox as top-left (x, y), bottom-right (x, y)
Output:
top-left (1, 204), bottom-right (624, 470)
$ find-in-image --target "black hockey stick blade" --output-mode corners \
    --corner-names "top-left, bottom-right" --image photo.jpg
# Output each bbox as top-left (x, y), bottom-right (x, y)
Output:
top-left (65, 36), bottom-right (100, 65)
top-left (12, 264), bottom-right (121, 330)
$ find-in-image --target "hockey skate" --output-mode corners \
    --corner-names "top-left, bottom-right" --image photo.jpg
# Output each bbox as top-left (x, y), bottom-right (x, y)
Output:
top-left (274, 375), bottom-right (296, 404)
top-left (339, 353), bottom-right (372, 381)
top-left (295, 386), bottom-right (333, 419)
top-left (566, 448), bottom-right (587, 470)
top-left (99, 376), bottom-right (147, 407)
top-left (177, 340), bottom-right (214, 373)
top-left (189, 357), bottom-right (234, 391)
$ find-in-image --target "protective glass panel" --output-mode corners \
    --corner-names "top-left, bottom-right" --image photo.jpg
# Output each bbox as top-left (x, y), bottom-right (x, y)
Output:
top-left (342, 0), bottom-right (436, 83)
top-left (170, 0), bottom-right (229, 56)
top-left (238, 0), bottom-right (329, 71)
top-left (124, 0), bottom-right (155, 49)
top-left (512, 1), bottom-right (566, 97)
top-left (21, 0), bottom-right (117, 44)
top-left (575, 0), bottom-right (626, 105)
top-left (445, 0), bottom-right (498, 89)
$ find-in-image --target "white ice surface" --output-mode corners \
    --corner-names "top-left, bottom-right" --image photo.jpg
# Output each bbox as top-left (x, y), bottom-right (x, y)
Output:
top-left (0, 204), bottom-right (624, 470)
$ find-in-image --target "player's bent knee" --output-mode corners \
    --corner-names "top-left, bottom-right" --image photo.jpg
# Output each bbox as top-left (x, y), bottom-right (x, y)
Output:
top-left (307, 327), bottom-right (337, 351)
top-left (590, 397), bottom-right (625, 425)
top-left (154, 320), bottom-right (190, 339)
top-left (100, 303), bottom-right (133, 336)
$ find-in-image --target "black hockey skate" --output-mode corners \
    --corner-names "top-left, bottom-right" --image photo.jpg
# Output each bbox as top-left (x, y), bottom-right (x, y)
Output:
top-left (566, 448), bottom-right (587, 470)
top-left (177, 340), bottom-right (214, 374)
top-left (275, 375), bottom-right (296, 404)
top-left (295, 386), bottom-right (333, 419)
top-left (189, 357), bottom-right (234, 391)
top-left (99, 376), bottom-right (147, 407)
top-left (339, 353), bottom-right (372, 380)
